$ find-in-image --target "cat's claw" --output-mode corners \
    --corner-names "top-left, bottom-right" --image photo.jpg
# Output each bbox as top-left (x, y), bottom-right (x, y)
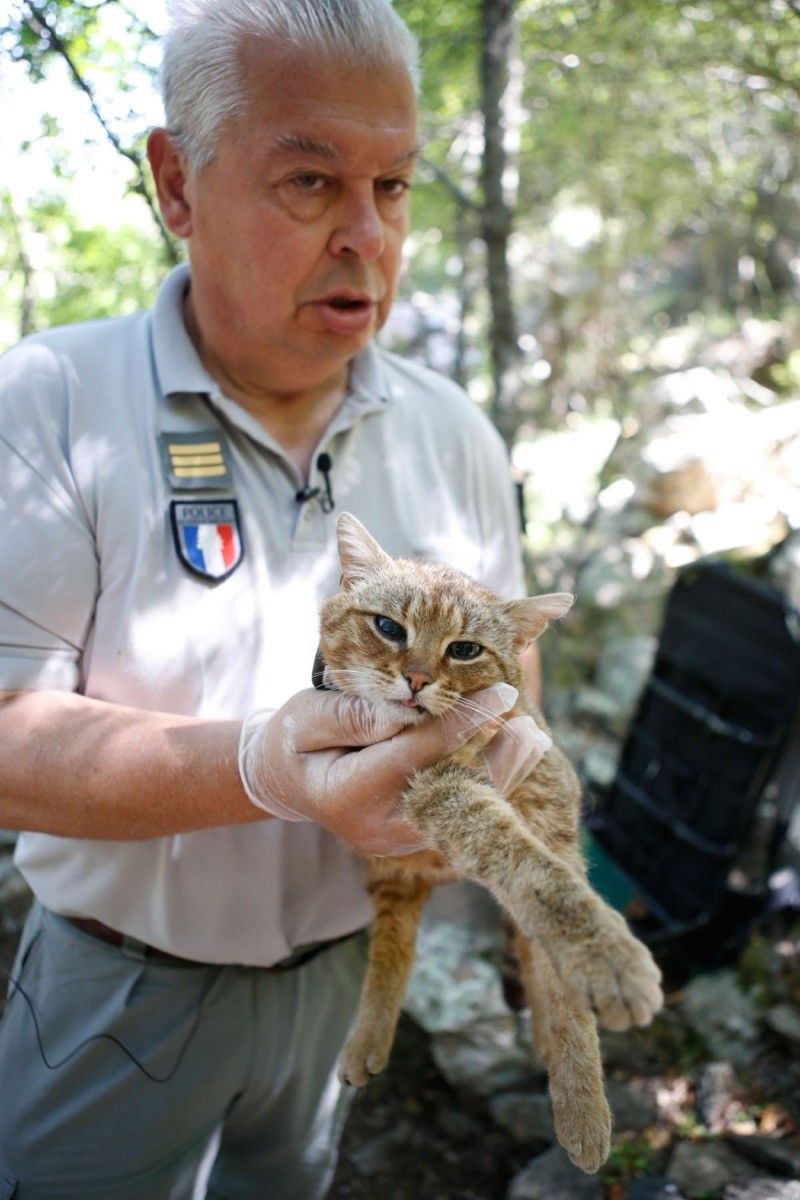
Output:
top-left (338, 1031), bottom-right (392, 1087)
top-left (551, 909), bottom-right (663, 1032)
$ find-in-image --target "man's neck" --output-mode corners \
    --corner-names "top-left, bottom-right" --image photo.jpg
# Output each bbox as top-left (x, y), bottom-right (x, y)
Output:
top-left (183, 294), bottom-right (349, 479)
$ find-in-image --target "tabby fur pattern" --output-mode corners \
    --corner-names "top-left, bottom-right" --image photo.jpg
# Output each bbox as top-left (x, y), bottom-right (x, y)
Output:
top-left (317, 513), bottom-right (663, 1174)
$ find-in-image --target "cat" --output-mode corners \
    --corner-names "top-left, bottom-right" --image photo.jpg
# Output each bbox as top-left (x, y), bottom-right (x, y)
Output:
top-left (315, 512), bottom-right (663, 1174)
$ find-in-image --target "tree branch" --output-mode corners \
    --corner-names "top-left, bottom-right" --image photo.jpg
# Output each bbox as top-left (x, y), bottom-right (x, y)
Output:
top-left (22, 0), bottom-right (179, 265)
top-left (420, 156), bottom-right (481, 214)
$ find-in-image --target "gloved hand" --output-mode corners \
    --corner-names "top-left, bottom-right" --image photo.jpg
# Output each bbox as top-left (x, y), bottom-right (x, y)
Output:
top-left (238, 684), bottom-right (551, 856)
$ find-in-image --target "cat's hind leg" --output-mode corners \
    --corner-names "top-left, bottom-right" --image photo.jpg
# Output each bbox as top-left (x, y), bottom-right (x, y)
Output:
top-left (515, 930), bottom-right (611, 1175)
top-left (339, 873), bottom-right (431, 1087)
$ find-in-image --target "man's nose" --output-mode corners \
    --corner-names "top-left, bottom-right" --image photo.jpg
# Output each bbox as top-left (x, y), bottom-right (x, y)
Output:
top-left (405, 670), bottom-right (432, 694)
top-left (329, 191), bottom-right (386, 261)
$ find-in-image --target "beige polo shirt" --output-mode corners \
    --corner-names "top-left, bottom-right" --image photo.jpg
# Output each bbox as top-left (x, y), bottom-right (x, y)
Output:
top-left (0, 265), bottom-right (525, 964)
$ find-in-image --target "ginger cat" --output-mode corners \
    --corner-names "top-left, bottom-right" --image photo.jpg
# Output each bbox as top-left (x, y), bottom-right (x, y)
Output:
top-left (317, 513), bottom-right (663, 1174)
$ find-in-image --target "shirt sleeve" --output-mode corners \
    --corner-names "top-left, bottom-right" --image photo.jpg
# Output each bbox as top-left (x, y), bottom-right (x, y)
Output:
top-left (0, 340), bottom-right (99, 691)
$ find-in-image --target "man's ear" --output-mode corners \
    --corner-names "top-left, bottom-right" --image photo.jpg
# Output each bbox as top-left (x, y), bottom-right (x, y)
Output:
top-left (504, 593), bottom-right (574, 649)
top-left (147, 128), bottom-right (193, 239)
top-left (336, 512), bottom-right (393, 587)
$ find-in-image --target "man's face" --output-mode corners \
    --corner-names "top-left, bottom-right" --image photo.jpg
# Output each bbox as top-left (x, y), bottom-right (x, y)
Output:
top-left (165, 43), bottom-right (418, 400)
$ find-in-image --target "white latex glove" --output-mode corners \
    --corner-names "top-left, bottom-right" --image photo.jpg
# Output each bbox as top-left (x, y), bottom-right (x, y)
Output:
top-left (238, 684), bottom-right (551, 856)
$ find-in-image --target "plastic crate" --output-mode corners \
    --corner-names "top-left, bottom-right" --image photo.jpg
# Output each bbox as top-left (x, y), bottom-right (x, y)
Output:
top-left (588, 561), bottom-right (800, 934)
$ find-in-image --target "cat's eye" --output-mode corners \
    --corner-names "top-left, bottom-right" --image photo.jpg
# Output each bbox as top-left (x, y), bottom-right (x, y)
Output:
top-left (447, 641), bottom-right (483, 660)
top-left (374, 615), bottom-right (406, 642)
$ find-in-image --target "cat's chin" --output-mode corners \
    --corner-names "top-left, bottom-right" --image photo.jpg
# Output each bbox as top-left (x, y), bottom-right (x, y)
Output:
top-left (386, 700), bottom-right (432, 727)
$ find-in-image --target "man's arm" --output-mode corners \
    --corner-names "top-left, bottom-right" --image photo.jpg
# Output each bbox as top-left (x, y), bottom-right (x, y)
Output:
top-left (0, 682), bottom-right (535, 854)
top-left (0, 689), bottom-right (255, 840)
top-left (520, 643), bottom-right (542, 707)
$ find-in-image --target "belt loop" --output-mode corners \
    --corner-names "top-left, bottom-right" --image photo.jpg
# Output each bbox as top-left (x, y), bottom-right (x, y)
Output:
top-left (121, 934), bottom-right (149, 963)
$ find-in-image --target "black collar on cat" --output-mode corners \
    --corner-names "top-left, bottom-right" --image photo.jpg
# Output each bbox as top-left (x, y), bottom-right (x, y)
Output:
top-left (311, 645), bottom-right (330, 690)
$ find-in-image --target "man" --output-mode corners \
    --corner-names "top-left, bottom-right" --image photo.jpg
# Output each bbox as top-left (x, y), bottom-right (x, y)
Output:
top-left (0, 2), bottom-right (546, 1197)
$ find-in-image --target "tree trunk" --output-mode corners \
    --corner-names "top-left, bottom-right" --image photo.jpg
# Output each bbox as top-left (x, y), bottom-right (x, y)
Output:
top-left (479, 0), bottom-right (519, 448)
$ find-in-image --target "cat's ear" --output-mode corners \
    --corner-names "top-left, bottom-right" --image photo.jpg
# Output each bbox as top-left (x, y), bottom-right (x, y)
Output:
top-left (336, 512), bottom-right (393, 587)
top-left (504, 593), bottom-right (574, 647)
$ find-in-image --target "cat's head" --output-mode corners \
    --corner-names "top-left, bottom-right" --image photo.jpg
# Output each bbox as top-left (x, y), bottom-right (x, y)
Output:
top-left (317, 513), bottom-right (573, 726)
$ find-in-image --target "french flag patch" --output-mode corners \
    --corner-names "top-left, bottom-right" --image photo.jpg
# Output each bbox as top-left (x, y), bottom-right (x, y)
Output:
top-left (170, 500), bottom-right (244, 582)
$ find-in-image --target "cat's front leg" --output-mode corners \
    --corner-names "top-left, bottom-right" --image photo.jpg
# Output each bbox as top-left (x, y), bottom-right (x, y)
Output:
top-left (515, 930), bottom-right (611, 1175)
top-left (339, 873), bottom-right (431, 1087)
top-left (402, 765), bottom-right (662, 1031)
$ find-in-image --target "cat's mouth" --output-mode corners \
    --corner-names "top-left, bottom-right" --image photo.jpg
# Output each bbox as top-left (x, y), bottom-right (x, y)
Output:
top-left (391, 698), bottom-right (431, 721)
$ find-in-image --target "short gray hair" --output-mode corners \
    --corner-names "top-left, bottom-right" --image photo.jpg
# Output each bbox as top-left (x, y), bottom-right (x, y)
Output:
top-left (161, 0), bottom-right (420, 169)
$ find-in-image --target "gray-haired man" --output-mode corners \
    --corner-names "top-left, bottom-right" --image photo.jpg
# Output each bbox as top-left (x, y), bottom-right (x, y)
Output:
top-left (0, 2), bottom-right (545, 1196)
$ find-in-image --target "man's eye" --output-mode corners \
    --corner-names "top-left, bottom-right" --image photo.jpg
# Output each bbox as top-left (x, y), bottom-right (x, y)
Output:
top-left (291, 173), bottom-right (327, 192)
top-left (374, 615), bottom-right (405, 642)
top-left (377, 178), bottom-right (410, 198)
top-left (447, 641), bottom-right (483, 661)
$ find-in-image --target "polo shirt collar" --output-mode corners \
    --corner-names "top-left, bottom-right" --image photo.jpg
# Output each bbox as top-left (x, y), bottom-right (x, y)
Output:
top-left (150, 262), bottom-right (394, 421)
top-left (151, 263), bottom-right (216, 399)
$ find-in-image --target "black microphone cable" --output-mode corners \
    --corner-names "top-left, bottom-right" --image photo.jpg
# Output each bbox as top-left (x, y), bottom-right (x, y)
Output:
top-left (0, 958), bottom-right (218, 1085)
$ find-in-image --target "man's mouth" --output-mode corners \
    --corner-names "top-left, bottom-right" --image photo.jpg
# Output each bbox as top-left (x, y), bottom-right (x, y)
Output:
top-left (327, 296), bottom-right (370, 310)
top-left (309, 292), bottom-right (376, 335)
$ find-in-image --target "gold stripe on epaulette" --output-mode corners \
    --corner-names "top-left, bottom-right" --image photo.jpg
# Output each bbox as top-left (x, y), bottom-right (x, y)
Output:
top-left (168, 442), bottom-right (222, 456)
top-left (159, 431), bottom-right (234, 491)
top-left (172, 465), bottom-right (228, 478)
top-left (168, 454), bottom-right (226, 468)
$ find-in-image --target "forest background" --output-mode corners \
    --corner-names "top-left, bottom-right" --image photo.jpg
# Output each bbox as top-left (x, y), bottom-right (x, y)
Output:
top-left (3, 0), bottom-right (799, 432)
top-left (2, 0), bottom-right (799, 566)
top-left (2, 6), bottom-right (800, 1195)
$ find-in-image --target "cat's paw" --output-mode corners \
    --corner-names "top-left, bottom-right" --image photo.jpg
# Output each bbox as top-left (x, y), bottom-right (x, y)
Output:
top-left (551, 1081), bottom-right (612, 1175)
top-left (553, 909), bottom-right (663, 1032)
top-left (338, 1027), bottom-right (393, 1087)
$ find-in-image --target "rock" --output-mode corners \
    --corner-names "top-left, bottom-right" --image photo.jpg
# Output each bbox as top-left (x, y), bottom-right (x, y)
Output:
top-left (593, 634), bottom-right (657, 717)
top-left (434, 1108), bottom-right (480, 1141)
top-left (404, 918), bottom-right (507, 1034)
top-left (696, 1061), bottom-right (739, 1131)
top-left (725, 1133), bottom-right (800, 1178)
top-left (572, 686), bottom-right (625, 724)
top-left (506, 1144), bottom-right (603, 1199)
top-left (666, 1139), bottom-right (755, 1193)
top-left (489, 1092), bottom-right (554, 1144)
top-left (606, 1078), bottom-right (657, 1132)
top-left (430, 1016), bottom-right (546, 1098)
top-left (765, 1003), bottom-right (800, 1046)
top-left (680, 970), bottom-right (762, 1067)
top-left (583, 744), bottom-right (619, 789)
top-left (626, 1178), bottom-right (686, 1200)
top-left (724, 1182), bottom-right (800, 1200)
top-left (348, 1120), bottom-right (415, 1177)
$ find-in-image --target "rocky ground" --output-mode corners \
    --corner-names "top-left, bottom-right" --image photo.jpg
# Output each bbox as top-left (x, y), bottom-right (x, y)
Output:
top-left (2, 853), bottom-right (798, 1200)
top-left (327, 881), bottom-right (800, 1200)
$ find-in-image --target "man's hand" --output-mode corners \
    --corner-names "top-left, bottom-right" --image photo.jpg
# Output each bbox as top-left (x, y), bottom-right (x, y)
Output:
top-left (238, 684), bottom-right (551, 856)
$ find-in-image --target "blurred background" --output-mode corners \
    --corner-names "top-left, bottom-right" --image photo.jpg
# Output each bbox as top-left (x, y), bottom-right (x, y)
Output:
top-left (1, 3), bottom-right (800, 1197)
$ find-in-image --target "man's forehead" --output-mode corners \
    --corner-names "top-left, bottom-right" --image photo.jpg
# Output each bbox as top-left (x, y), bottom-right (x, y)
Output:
top-left (268, 132), bottom-right (420, 169)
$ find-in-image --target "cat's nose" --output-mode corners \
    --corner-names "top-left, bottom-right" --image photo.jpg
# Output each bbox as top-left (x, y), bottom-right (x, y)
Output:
top-left (405, 670), bottom-right (432, 694)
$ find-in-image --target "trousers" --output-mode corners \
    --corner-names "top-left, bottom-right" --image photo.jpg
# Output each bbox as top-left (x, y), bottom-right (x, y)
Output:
top-left (0, 902), bottom-right (367, 1199)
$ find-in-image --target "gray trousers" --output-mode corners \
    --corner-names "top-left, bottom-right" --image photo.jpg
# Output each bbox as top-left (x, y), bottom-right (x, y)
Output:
top-left (0, 902), bottom-right (366, 1200)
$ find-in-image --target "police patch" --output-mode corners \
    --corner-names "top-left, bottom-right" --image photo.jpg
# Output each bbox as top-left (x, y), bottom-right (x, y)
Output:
top-left (170, 500), bottom-right (244, 582)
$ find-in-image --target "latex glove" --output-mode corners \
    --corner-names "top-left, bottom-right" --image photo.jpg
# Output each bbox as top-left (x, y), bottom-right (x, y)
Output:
top-left (239, 682), bottom-right (546, 856)
top-left (484, 715), bottom-right (552, 796)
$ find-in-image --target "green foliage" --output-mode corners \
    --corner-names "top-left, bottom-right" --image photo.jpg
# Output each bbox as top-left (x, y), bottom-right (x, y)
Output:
top-left (2, 0), bottom-right (799, 426)
top-left (601, 1136), bottom-right (658, 1185)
